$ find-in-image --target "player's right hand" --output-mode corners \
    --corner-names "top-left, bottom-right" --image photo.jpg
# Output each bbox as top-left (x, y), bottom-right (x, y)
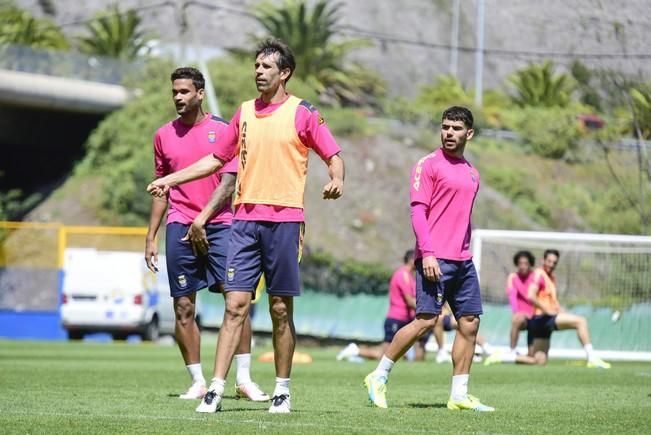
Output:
top-left (147, 178), bottom-right (170, 197)
top-left (182, 220), bottom-right (209, 257)
top-left (145, 239), bottom-right (159, 273)
top-left (422, 255), bottom-right (442, 282)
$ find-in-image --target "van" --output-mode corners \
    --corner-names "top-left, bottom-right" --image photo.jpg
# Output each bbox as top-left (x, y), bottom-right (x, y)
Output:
top-left (60, 248), bottom-right (200, 340)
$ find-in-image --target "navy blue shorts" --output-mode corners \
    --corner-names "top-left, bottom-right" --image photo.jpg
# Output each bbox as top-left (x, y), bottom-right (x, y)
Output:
top-left (384, 318), bottom-right (408, 343)
top-left (224, 220), bottom-right (302, 297)
top-left (528, 315), bottom-right (558, 340)
top-left (383, 317), bottom-right (429, 344)
top-left (165, 222), bottom-right (230, 298)
top-left (415, 259), bottom-right (483, 317)
top-left (443, 314), bottom-right (454, 331)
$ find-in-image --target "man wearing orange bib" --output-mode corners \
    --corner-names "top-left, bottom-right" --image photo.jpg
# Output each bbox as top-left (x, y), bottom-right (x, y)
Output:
top-left (147, 39), bottom-right (345, 414)
top-left (484, 249), bottom-right (611, 368)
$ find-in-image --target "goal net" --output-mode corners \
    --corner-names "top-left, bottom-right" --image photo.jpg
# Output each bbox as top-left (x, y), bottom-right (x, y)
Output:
top-left (471, 229), bottom-right (651, 359)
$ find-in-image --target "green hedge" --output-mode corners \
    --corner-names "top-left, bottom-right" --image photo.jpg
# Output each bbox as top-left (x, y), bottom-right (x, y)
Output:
top-left (300, 250), bottom-right (392, 296)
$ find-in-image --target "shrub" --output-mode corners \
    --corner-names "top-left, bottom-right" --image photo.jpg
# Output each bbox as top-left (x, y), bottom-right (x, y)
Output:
top-left (503, 106), bottom-right (583, 159)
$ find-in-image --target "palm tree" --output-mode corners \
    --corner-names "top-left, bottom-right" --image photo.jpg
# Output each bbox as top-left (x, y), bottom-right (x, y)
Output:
top-left (0, 4), bottom-right (69, 50)
top-left (254, 0), bottom-right (383, 106)
top-left (77, 4), bottom-right (151, 61)
top-left (630, 85), bottom-right (651, 139)
top-left (509, 61), bottom-right (574, 108)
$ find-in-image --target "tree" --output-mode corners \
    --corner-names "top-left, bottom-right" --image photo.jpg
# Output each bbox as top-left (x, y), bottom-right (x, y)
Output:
top-left (254, 0), bottom-right (384, 106)
top-left (0, 4), bottom-right (68, 50)
top-left (509, 60), bottom-right (574, 108)
top-left (77, 4), bottom-right (151, 61)
top-left (630, 85), bottom-right (651, 140)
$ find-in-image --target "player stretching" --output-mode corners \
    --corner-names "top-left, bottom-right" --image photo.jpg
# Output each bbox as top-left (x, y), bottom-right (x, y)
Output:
top-left (145, 67), bottom-right (267, 401)
top-left (506, 250), bottom-right (537, 355)
top-left (337, 250), bottom-right (432, 362)
top-left (364, 106), bottom-right (494, 411)
top-left (485, 249), bottom-right (611, 368)
top-left (147, 39), bottom-right (345, 413)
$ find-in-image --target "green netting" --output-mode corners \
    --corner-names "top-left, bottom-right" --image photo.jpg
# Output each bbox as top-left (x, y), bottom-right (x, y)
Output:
top-left (199, 290), bottom-right (651, 351)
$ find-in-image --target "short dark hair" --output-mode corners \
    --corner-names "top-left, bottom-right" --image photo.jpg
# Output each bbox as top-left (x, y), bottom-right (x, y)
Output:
top-left (442, 106), bottom-right (474, 129)
top-left (543, 249), bottom-right (560, 259)
top-left (513, 250), bottom-right (535, 267)
top-left (255, 38), bottom-right (296, 82)
top-left (170, 67), bottom-right (205, 91)
top-left (403, 249), bottom-right (415, 264)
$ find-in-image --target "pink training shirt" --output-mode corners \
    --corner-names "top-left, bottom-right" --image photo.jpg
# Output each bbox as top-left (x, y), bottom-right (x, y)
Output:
top-left (386, 265), bottom-right (416, 322)
top-left (210, 96), bottom-right (341, 222)
top-left (410, 148), bottom-right (480, 261)
top-left (154, 113), bottom-right (238, 225)
top-left (506, 271), bottom-right (542, 318)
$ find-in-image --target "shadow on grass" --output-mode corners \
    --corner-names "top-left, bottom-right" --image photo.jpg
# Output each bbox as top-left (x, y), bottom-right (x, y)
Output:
top-left (406, 403), bottom-right (447, 409)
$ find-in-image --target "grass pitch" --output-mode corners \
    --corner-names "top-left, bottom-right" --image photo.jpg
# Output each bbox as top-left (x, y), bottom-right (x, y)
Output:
top-left (1, 339), bottom-right (650, 434)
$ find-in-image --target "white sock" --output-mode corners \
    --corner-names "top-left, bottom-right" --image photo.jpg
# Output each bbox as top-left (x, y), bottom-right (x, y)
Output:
top-left (451, 374), bottom-right (469, 402)
top-left (482, 343), bottom-right (494, 355)
top-left (500, 352), bottom-right (517, 364)
top-left (208, 377), bottom-right (226, 395)
top-left (186, 363), bottom-right (205, 385)
top-left (235, 353), bottom-right (252, 385)
top-left (584, 344), bottom-right (594, 360)
top-left (375, 356), bottom-right (395, 378)
top-left (274, 377), bottom-right (290, 397)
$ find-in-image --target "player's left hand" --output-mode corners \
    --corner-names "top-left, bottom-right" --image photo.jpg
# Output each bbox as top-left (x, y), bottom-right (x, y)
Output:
top-left (323, 178), bottom-right (343, 199)
top-left (183, 220), bottom-right (209, 256)
top-left (147, 178), bottom-right (170, 198)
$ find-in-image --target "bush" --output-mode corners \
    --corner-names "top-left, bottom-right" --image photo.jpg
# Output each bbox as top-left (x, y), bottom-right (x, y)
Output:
top-left (301, 250), bottom-right (392, 296)
top-left (503, 106), bottom-right (584, 159)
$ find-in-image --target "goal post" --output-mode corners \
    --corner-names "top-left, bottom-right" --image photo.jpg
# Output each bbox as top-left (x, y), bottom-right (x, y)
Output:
top-left (471, 229), bottom-right (651, 359)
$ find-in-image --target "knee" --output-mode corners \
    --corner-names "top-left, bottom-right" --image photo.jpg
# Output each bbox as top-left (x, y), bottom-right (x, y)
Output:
top-left (578, 316), bottom-right (588, 328)
top-left (459, 315), bottom-right (480, 335)
top-left (269, 300), bottom-right (290, 324)
top-left (224, 298), bottom-right (248, 321)
top-left (534, 352), bottom-right (548, 366)
top-left (174, 299), bottom-right (196, 325)
top-left (414, 315), bottom-right (438, 335)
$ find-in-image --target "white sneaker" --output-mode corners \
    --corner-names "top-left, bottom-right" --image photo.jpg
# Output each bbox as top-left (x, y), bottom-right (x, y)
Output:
top-left (195, 389), bottom-right (222, 413)
top-left (436, 350), bottom-right (452, 364)
top-left (268, 394), bottom-right (291, 414)
top-left (336, 343), bottom-right (360, 361)
top-left (236, 382), bottom-right (270, 402)
top-left (179, 382), bottom-right (207, 400)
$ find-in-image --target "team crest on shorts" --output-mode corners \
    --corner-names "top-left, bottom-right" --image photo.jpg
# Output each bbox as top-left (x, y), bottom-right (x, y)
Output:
top-left (208, 131), bottom-right (216, 143)
top-left (177, 274), bottom-right (188, 289)
top-left (436, 289), bottom-right (444, 304)
top-left (227, 268), bottom-right (235, 282)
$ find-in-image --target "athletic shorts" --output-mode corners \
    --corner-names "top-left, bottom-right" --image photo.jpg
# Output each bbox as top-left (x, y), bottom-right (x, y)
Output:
top-left (527, 315), bottom-right (558, 340)
top-left (224, 220), bottom-right (303, 297)
top-left (443, 314), bottom-right (454, 332)
top-left (383, 318), bottom-right (408, 343)
top-left (415, 259), bottom-right (483, 318)
top-left (383, 318), bottom-right (429, 345)
top-left (165, 222), bottom-right (230, 298)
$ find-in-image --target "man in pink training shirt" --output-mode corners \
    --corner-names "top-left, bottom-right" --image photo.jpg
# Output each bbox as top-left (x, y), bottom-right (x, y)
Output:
top-left (145, 67), bottom-right (267, 402)
top-left (506, 250), bottom-right (537, 355)
top-left (364, 106), bottom-right (494, 411)
top-left (337, 250), bottom-right (432, 362)
top-left (147, 39), bottom-right (345, 414)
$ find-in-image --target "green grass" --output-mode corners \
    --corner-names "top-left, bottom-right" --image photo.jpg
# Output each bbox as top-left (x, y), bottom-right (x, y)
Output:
top-left (1, 339), bottom-right (650, 434)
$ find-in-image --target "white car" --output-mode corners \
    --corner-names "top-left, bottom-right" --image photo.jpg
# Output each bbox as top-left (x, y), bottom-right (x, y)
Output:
top-left (60, 249), bottom-right (201, 341)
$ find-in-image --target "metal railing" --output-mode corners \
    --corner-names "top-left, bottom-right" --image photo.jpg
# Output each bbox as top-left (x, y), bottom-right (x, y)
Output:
top-left (0, 44), bottom-right (142, 85)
